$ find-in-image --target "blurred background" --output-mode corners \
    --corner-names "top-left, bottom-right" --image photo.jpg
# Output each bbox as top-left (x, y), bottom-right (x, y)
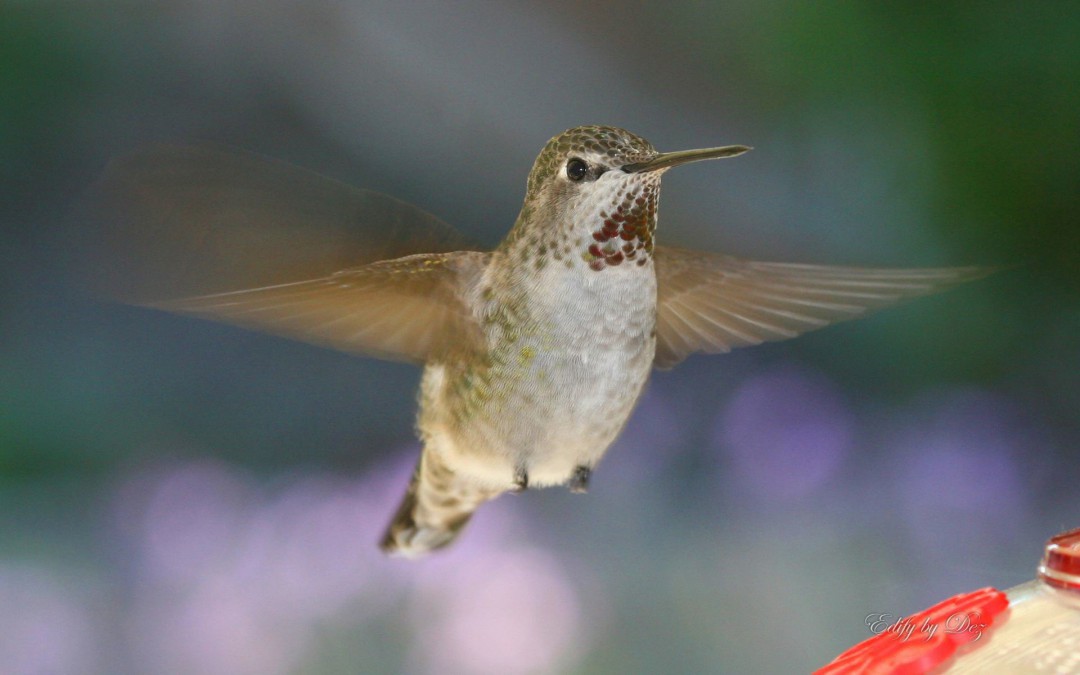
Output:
top-left (2, 2), bottom-right (1078, 673)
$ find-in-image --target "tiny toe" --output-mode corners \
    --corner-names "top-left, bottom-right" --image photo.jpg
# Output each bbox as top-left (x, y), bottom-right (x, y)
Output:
top-left (569, 465), bottom-right (591, 494)
top-left (511, 467), bottom-right (529, 493)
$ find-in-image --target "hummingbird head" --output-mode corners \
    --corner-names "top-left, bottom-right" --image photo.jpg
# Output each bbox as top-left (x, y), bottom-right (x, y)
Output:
top-left (510, 125), bottom-right (749, 272)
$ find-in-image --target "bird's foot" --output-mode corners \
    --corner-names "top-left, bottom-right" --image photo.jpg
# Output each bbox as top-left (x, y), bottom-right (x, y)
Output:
top-left (569, 465), bottom-right (591, 494)
top-left (511, 467), bottom-right (529, 493)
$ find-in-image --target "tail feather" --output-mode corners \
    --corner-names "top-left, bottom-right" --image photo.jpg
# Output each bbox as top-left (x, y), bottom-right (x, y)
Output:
top-left (380, 451), bottom-right (499, 558)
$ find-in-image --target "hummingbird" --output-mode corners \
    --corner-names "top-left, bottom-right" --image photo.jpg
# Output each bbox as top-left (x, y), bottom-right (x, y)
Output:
top-left (82, 125), bottom-right (987, 558)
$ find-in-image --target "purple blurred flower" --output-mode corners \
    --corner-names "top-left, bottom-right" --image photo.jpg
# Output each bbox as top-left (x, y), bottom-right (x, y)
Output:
top-left (712, 364), bottom-right (854, 502)
top-left (409, 548), bottom-right (584, 675)
top-left (0, 567), bottom-right (99, 675)
top-left (108, 450), bottom-right (589, 674)
top-left (886, 388), bottom-right (1032, 556)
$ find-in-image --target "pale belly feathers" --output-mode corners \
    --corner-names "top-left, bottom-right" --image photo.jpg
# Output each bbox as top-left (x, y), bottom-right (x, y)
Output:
top-left (417, 259), bottom-right (657, 488)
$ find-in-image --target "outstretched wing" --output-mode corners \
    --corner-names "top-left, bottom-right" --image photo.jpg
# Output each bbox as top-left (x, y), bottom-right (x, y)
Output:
top-left (653, 245), bottom-right (989, 369)
top-left (75, 144), bottom-right (477, 301)
top-left (153, 252), bottom-right (488, 364)
top-left (73, 144), bottom-right (487, 364)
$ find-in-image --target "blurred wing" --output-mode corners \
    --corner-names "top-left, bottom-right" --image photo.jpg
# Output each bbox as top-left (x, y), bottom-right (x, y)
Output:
top-left (653, 245), bottom-right (989, 369)
top-left (73, 144), bottom-right (477, 302)
top-left (153, 252), bottom-right (489, 365)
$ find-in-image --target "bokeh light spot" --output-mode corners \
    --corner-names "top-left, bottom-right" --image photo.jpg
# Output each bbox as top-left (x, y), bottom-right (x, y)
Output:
top-left (714, 364), bottom-right (854, 502)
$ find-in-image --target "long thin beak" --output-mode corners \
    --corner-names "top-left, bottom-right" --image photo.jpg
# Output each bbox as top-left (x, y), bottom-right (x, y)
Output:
top-left (622, 145), bottom-right (751, 173)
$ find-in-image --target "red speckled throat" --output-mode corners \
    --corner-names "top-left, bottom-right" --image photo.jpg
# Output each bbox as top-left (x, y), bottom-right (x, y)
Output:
top-left (585, 177), bottom-right (659, 271)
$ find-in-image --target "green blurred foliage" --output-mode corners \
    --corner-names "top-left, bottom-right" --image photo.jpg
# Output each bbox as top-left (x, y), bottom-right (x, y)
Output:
top-left (651, 1), bottom-right (1079, 391)
top-left (0, 7), bottom-right (93, 202)
top-left (688, 2), bottom-right (1079, 287)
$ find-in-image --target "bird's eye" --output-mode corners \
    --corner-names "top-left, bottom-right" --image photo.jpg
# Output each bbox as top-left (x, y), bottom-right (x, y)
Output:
top-left (566, 158), bottom-right (588, 182)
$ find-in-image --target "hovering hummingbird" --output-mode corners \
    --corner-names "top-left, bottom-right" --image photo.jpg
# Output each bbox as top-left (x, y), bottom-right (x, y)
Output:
top-left (83, 126), bottom-right (986, 558)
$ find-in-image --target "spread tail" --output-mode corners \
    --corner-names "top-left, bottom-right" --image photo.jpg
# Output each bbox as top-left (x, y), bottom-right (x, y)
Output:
top-left (379, 450), bottom-right (500, 558)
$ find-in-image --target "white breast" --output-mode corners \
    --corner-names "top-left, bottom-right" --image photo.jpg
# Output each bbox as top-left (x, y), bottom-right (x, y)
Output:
top-left (420, 259), bottom-right (657, 488)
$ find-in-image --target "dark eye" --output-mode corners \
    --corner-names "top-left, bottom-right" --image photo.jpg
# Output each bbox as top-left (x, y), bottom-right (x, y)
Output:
top-left (566, 158), bottom-right (588, 182)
